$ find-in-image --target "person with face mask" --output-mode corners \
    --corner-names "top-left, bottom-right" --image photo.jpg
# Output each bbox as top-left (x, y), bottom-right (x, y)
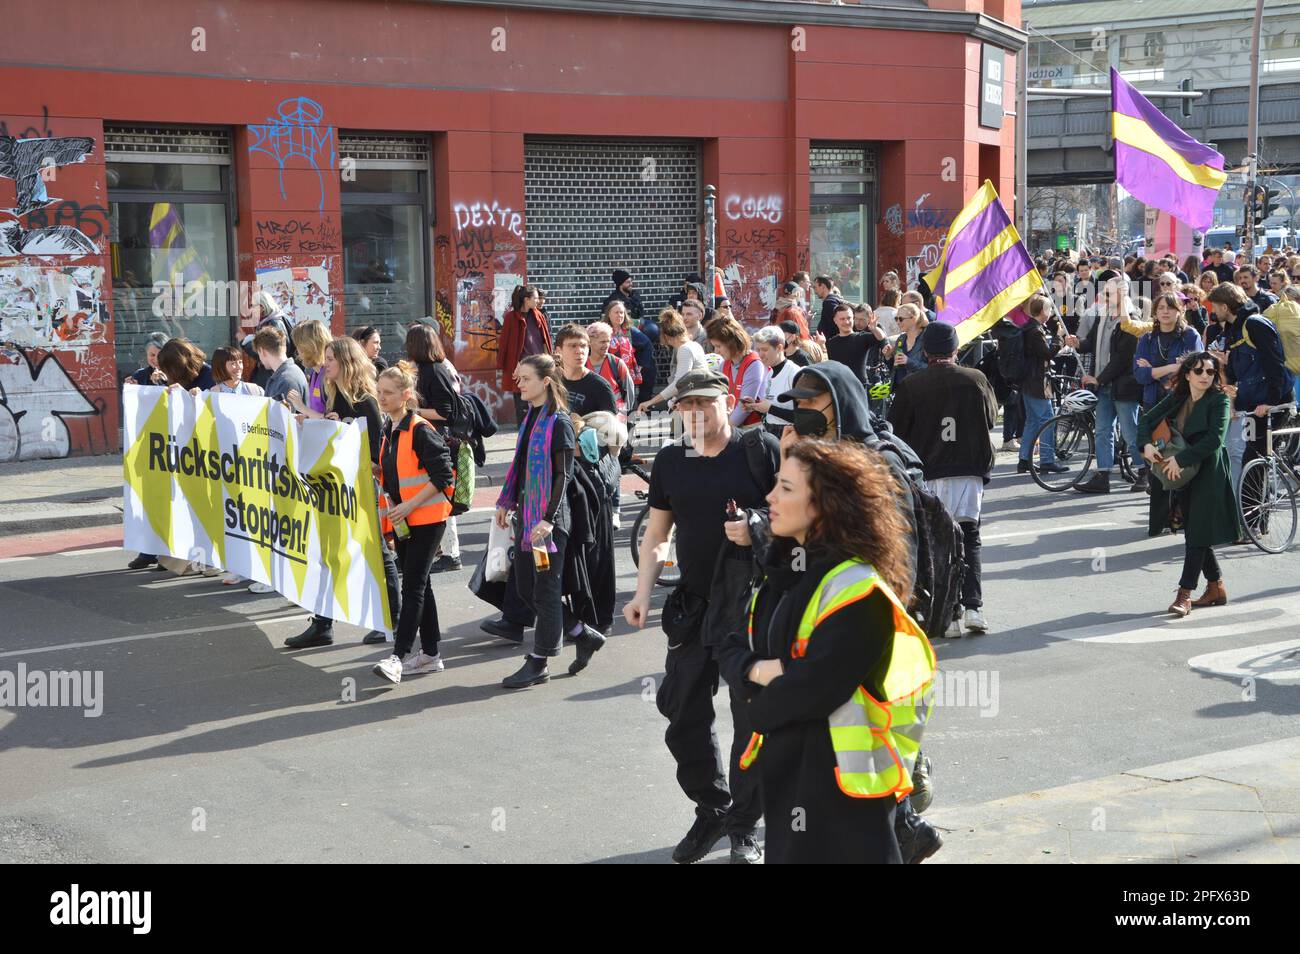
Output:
top-left (623, 368), bottom-right (781, 865)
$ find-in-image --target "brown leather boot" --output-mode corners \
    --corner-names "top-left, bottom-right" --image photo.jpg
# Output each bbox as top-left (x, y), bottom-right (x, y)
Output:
top-left (1168, 588), bottom-right (1193, 617)
top-left (1191, 580), bottom-right (1228, 608)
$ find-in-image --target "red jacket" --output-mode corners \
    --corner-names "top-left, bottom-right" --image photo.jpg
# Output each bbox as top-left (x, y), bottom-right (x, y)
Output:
top-left (497, 307), bottom-right (553, 391)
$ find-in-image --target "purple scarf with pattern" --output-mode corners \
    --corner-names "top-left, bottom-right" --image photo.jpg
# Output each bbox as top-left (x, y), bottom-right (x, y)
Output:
top-left (496, 405), bottom-right (558, 553)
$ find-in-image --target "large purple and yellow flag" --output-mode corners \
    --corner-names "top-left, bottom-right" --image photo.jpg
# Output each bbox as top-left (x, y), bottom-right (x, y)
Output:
top-left (922, 181), bottom-right (1042, 346)
top-left (1111, 68), bottom-right (1225, 230)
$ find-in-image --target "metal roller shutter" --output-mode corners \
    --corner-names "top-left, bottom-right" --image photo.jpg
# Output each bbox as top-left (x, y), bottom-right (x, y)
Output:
top-left (524, 137), bottom-right (700, 384)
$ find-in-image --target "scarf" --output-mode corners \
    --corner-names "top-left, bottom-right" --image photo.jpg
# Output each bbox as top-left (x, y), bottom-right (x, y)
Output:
top-left (496, 405), bottom-right (558, 552)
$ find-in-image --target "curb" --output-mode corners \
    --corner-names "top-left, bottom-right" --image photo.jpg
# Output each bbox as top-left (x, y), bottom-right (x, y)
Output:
top-left (0, 508), bottom-right (124, 537)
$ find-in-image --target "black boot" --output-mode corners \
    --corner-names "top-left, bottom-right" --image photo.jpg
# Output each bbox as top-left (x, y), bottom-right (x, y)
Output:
top-left (481, 616), bottom-right (526, 643)
top-left (285, 618), bottom-right (334, 649)
top-left (127, 553), bottom-right (157, 570)
top-left (502, 654), bottom-right (549, 689)
top-left (362, 630), bottom-right (389, 645)
top-left (1077, 470), bottom-right (1111, 494)
top-left (1129, 468), bottom-right (1149, 492)
top-left (567, 625), bottom-right (606, 675)
top-left (672, 813), bottom-right (727, 864)
top-left (895, 800), bottom-right (943, 864)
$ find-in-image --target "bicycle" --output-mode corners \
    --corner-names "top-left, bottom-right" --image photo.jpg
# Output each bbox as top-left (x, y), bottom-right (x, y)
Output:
top-left (625, 457), bottom-right (682, 587)
top-left (1024, 387), bottom-right (1137, 492)
top-left (1235, 402), bottom-right (1300, 553)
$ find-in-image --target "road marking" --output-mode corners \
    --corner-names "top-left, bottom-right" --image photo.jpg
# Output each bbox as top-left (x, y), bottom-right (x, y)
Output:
top-left (1047, 598), bottom-right (1297, 644)
top-left (0, 556), bottom-right (36, 564)
top-left (983, 522), bottom-right (1116, 541)
top-left (58, 545), bottom-right (122, 555)
top-left (0, 613), bottom-right (313, 659)
top-left (1188, 639), bottom-right (1300, 684)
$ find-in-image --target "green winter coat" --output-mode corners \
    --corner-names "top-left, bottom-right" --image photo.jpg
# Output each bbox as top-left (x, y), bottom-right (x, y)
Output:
top-left (1136, 389), bottom-right (1243, 547)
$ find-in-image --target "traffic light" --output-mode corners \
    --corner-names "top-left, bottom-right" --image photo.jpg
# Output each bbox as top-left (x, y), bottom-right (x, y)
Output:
top-left (1250, 186), bottom-right (1280, 225)
top-left (1180, 78), bottom-right (1193, 119)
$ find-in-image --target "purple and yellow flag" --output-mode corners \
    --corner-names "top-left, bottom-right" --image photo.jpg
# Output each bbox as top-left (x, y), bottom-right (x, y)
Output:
top-left (1111, 68), bottom-right (1225, 230)
top-left (922, 181), bottom-right (1042, 346)
top-left (149, 203), bottom-right (210, 286)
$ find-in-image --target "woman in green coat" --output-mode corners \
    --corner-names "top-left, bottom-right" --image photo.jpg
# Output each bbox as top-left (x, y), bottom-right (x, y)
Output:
top-left (1137, 351), bottom-right (1244, 617)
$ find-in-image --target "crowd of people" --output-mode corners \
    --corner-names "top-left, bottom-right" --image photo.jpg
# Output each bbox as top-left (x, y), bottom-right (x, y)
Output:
top-left (113, 239), bottom-right (1299, 865)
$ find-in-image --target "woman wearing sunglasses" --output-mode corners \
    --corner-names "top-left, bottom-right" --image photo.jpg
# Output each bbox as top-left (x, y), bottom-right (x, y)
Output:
top-left (1137, 352), bottom-right (1243, 617)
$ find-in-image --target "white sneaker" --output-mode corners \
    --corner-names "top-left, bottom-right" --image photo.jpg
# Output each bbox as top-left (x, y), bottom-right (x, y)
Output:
top-left (247, 581), bottom-right (275, 594)
top-left (943, 615), bottom-right (963, 638)
top-left (964, 608), bottom-right (988, 634)
top-left (402, 651), bottom-right (444, 675)
top-left (202, 565), bottom-right (222, 578)
top-left (373, 654), bottom-right (403, 684)
top-left (611, 510), bottom-right (622, 531)
top-left (221, 572), bottom-right (241, 585)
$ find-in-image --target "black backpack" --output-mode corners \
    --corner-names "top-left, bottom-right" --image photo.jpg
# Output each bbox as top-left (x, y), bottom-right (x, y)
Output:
top-left (996, 326), bottom-right (1030, 387)
top-left (906, 480), bottom-right (966, 641)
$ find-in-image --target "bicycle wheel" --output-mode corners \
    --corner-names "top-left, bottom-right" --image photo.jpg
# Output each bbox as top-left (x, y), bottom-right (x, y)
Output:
top-left (1238, 457), bottom-right (1299, 554)
top-left (631, 504), bottom-right (682, 587)
top-left (1027, 413), bottom-right (1093, 492)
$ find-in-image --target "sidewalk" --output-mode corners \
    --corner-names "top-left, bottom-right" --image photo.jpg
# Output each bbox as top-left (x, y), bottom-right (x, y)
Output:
top-left (927, 736), bottom-right (1300, 863)
top-left (0, 428), bottom-right (526, 537)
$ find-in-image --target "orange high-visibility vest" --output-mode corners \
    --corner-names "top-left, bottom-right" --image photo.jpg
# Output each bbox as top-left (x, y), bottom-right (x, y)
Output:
top-left (380, 416), bottom-right (453, 527)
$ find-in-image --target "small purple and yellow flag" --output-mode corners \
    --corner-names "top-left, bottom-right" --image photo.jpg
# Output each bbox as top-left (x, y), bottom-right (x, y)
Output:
top-left (922, 181), bottom-right (1042, 346)
top-left (1111, 68), bottom-right (1226, 231)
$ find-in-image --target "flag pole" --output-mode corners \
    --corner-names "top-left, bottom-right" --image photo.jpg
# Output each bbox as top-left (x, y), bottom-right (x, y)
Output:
top-left (1244, 0), bottom-right (1265, 264)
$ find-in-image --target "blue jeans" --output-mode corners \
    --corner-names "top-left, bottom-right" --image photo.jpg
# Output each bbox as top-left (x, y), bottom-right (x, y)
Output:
top-left (1227, 415), bottom-right (1247, 495)
top-left (1019, 393), bottom-right (1056, 464)
top-left (1095, 387), bottom-right (1139, 472)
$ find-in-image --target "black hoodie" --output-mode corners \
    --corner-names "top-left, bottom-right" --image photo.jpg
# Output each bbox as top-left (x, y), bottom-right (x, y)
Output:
top-left (785, 361), bottom-right (922, 578)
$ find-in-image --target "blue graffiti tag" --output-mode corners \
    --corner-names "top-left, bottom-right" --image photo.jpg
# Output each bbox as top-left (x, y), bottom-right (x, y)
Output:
top-left (248, 98), bottom-right (336, 214)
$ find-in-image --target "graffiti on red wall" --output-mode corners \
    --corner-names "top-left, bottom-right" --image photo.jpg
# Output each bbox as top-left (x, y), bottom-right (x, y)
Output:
top-left (719, 237), bottom-right (789, 327)
top-left (254, 216), bottom-right (340, 254)
top-left (0, 132), bottom-right (98, 255)
top-left (248, 97), bottom-right (336, 214)
top-left (0, 349), bottom-right (101, 461)
top-left (0, 262), bottom-right (107, 352)
top-left (448, 200), bottom-right (524, 373)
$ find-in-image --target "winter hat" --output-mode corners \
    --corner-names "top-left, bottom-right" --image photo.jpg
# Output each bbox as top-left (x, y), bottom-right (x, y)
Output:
top-left (613, 269), bottom-right (632, 287)
top-left (921, 321), bottom-right (959, 356)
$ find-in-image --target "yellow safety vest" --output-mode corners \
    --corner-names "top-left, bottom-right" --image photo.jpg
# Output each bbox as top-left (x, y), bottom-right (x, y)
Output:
top-left (739, 559), bottom-right (937, 800)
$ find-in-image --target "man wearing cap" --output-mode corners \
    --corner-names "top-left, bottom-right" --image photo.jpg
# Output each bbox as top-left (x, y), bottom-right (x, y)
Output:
top-left (778, 319), bottom-right (811, 366)
top-left (624, 367), bottom-right (780, 865)
top-left (602, 268), bottom-right (644, 325)
top-left (888, 321), bottom-right (998, 635)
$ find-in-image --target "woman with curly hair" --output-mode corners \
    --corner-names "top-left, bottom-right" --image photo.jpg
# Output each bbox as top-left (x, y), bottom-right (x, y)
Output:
top-left (720, 440), bottom-right (936, 864)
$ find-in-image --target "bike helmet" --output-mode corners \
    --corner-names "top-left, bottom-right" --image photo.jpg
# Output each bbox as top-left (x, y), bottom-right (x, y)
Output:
top-left (868, 381), bottom-right (892, 400)
top-left (1060, 389), bottom-right (1098, 413)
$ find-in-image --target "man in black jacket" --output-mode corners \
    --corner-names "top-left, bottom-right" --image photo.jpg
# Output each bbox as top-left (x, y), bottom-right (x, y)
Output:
top-left (889, 322), bottom-right (997, 636)
top-left (813, 275), bottom-right (845, 339)
top-left (1234, 264), bottom-right (1279, 314)
top-left (601, 268), bottom-right (644, 325)
top-left (1070, 277), bottom-right (1142, 493)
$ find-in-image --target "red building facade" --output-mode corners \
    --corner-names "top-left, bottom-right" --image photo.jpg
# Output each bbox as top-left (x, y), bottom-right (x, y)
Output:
top-left (0, 0), bottom-right (1023, 456)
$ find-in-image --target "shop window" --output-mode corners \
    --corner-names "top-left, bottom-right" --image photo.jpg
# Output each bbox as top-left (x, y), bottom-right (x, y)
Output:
top-left (105, 127), bottom-right (234, 382)
top-left (339, 134), bottom-right (431, 361)
top-left (810, 144), bottom-right (876, 309)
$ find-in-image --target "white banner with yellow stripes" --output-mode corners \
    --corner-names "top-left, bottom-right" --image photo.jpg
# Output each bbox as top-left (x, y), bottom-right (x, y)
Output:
top-left (122, 386), bottom-right (392, 632)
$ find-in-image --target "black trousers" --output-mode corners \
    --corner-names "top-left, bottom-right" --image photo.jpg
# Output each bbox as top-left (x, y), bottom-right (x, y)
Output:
top-left (513, 528), bottom-right (577, 657)
top-left (656, 639), bottom-right (763, 834)
top-left (1179, 545), bottom-right (1222, 590)
top-left (1002, 390), bottom-right (1023, 441)
top-left (394, 522), bottom-right (446, 657)
top-left (960, 519), bottom-right (982, 609)
top-left (501, 560), bottom-right (537, 628)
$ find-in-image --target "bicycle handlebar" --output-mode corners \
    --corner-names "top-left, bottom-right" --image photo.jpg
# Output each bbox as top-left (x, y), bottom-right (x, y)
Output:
top-left (1232, 402), bottom-right (1298, 419)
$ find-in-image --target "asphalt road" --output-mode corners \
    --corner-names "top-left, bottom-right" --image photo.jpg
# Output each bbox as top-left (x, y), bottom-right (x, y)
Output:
top-left (2, 453), bottom-right (1299, 863)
